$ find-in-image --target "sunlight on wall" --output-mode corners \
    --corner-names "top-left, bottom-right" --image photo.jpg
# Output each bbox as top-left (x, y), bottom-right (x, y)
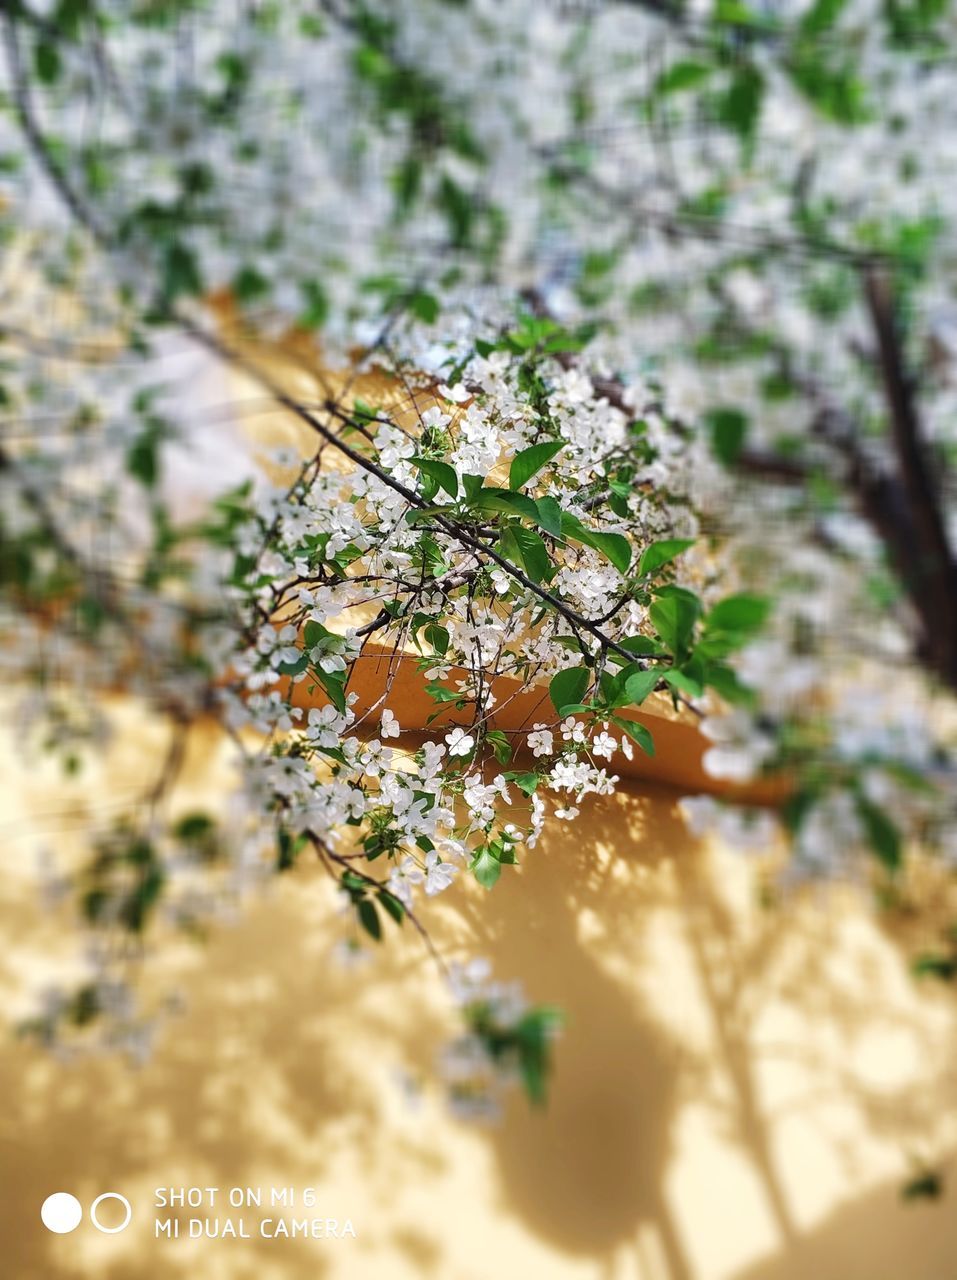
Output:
top-left (2, 319), bottom-right (955, 1279)
top-left (2, 708), bottom-right (957, 1280)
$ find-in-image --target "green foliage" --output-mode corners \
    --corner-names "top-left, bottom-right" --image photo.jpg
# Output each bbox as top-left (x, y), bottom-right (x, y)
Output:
top-left (650, 592), bottom-right (700, 660)
top-left (800, 0), bottom-right (849, 33)
top-left (855, 794), bottom-right (902, 871)
top-left (471, 846), bottom-right (503, 889)
top-left (34, 39), bottom-right (61, 84)
top-left (161, 240), bottom-right (203, 303)
top-left (8, 0), bottom-right (957, 1123)
top-left (787, 50), bottom-right (869, 124)
top-left (276, 826), bottom-right (307, 872)
top-left (357, 897), bottom-right (381, 940)
top-left (913, 951), bottom-right (957, 981)
top-left (611, 715), bottom-right (655, 756)
top-left (232, 264), bottom-right (270, 305)
top-left (706, 407), bottom-right (749, 465)
top-left (412, 455), bottom-right (459, 498)
top-left (901, 1169), bottom-right (944, 1201)
top-left (623, 669), bottom-right (660, 705)
top-left (654, 60), bottom-right (712, 96)
top-left (637, 538), bottom-right (695, 578)
top-left (560, 512), bottom-right (632, 575)
top-left (549, 666), bottom-right (590, 716)
top-left (468, 486), bottom-right (539, 522)
top-left (701, 594), bottom-right (771, 655)
top-left (466, 1001), bottom-right (564, 1105)
top-left (340, 868), bottom-right (405, 940)
top-left (884, 0), bottom-right (949, 46)
top-left (509, 440), bottom-right (564, 490)
top-left (82, 831), bottom-right (166, 934)
top-left (716, 65), bottom-right (764, 144)
top-left (298, 278), bottom-right (329, 330)
top-left (498, 524), bottom-right (551, 583)
top-left (409, 290), bottom-right (441, 324)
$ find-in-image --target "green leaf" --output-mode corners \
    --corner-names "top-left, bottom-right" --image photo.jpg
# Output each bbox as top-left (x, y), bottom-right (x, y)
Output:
top-left (317, 667), bottom-right (348, 713)
top-left (509, 440), bottom-right (564, 490)
top-left (277, 651), bottom-right (309, 678)
top-left (471, 847), bottom-right (502, 890)
top-left (654, 59), bottom-right (711, 95)
top-left (638, 538), bottom-right (695, 578)
top-left (174, 813), bottom-right (215, 841)
top-left (298, 278), bottom-right (329, 330)
top-left (471, 487), bottom-right (540, 522)
top-left (701, 661), bottom-right (756, 707)
top-left (663, 668), bottom-right (704, 698)
top-left (789, 51), bottom-right (869, 124)
top-left (35, 40), bottom-right (61, 83)
top-left (411, 456), bottom-right (458, 498)
top-left (549, 666), bottom-right (590, 716)
top-left (612, 716), bottom-right (656, 756)
top-left (856, 795), bottom-right (902, 871)
top-left (901, 1170), bottom-right (944, 1202)
top-left (650, 594), bottom-right (699, 657)
top-left (705, 593), bottom-right (770, 635)
top-left (162, 240), bottom-right (203, 301)
top-left (800, 0), bottom-right (848, 34)
top-left (303, 619), bottom-right (333, 648)
top-left (233, 264), bottom-right (269, 304)
top-left (504, 771), bottom-right (541, 795)
top-left (560, 513), bottom-right (632, 574)
top-left (706, 407), bottom-right (749, 466)
top-left (624, 669), bottom-right (660, 705)
top-left (127, 433), bottom-right (159, 487)
top-left (276, 826), bottom-right (306, 871)
top-left (514, 1006), bottom-right (563, 1105)
top-left (486, 729), bottom-right (512, 764)
top-left (534, 495), bottom-right (563, 537)
top-left (717, 64), bottom-right (764, 142)
top-left (357, 897), bottom-right (382, 941)
top-left (405, 504), bottom-right (449, 526)
top-left (912, 952), bottom-right (957, 982)
top-left (425, 681), bottom-right (462, 703)
top-left (501, 524), bottom-right (551, 583)
top-left (378, 889), bottom-right (405, 925)
top-left (409, 290), bottom-right (440, 324)
top-left (586, 530), bottom-right (633, 575)
top-left (423, 623), bottom-right (450, 655)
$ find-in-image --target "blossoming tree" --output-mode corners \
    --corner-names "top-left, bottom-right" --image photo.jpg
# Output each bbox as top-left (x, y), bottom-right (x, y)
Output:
top-left (2, 0), bottom-right (957, 1113)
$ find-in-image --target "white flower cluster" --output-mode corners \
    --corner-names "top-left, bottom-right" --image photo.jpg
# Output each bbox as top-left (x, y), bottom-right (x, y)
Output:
top-left (3, 0), bottom-right (957, 1089)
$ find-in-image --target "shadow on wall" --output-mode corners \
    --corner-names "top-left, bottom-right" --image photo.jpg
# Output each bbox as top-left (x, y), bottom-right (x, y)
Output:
top-left (0, 894), bottom-right (385, 1280)
top-left (733, 1182), bottom-right (957, 1280)
top-left (409, 786), bottom-right (957, 1280)
top-left (1, 718), bottom-right (957, 1279)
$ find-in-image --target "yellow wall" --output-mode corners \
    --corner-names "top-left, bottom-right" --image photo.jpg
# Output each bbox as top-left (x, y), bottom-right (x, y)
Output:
top-left (2, 708), bottom-right (957, 1280)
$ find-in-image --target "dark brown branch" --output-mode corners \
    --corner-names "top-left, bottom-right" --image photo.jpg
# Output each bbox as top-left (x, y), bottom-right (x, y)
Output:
top-left (864, 267), bottom-right (957, 688)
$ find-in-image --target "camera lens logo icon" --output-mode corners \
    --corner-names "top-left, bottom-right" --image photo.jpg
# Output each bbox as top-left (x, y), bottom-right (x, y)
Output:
top-left (40, 1194), bottom-right (82, 1235)
top-left (41, 1192), bottom-right (132, 1234)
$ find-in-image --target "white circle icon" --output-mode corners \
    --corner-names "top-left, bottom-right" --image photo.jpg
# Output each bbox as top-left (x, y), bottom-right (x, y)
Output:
top-left (90, 1192), bottom-right (132, 1234)
top-left (41, 1192), bottom-right (83, 1234)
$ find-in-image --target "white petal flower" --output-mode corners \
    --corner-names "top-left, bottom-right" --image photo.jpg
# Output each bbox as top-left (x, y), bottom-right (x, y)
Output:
top-left (380, 709), bottom-right (401, 739)
top-left (424, 851), bottom-right (457, 896)
top-left (446, 727), bottom-right (475, 757)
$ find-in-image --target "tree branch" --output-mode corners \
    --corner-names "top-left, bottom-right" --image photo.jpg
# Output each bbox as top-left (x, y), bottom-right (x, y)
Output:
top-left (864, 266), bottom-right (957, 688)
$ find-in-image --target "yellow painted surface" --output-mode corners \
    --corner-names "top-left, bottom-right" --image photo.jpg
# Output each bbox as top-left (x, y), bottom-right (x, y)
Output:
top-left (2, 709), bottom-right (957, 1279)
top-left (3, 327), bottom-right (957, 1277)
